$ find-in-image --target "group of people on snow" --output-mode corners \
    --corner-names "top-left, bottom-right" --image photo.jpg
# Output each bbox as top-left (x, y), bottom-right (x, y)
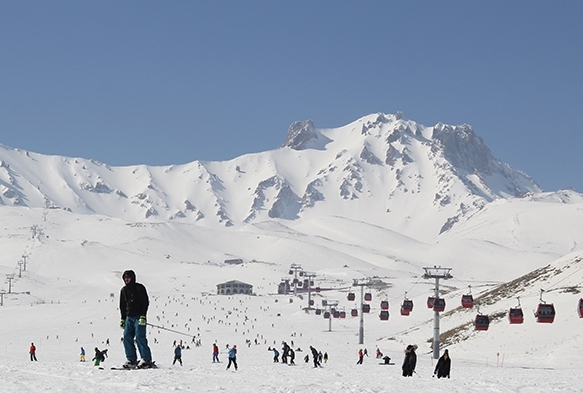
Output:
top-left (28, 269), bottom-right (453, 378)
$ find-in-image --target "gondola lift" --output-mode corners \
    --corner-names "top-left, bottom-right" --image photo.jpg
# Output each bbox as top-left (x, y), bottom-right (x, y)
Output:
top-left (461, 286), bottom-right (474, 308)
top-left (433, 297), bottom-right (446, 312)
top-left (401, 293), bottom-right (413, 316)
top-left (535, 289), bottom-right (555, 324)
top-left (474, 307), bottom-right (490, 331)
top-left (508, 297), bottom-right (524, 324)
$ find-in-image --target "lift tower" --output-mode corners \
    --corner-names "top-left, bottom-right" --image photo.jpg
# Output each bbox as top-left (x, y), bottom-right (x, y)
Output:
top-left (423, 266), bottom-right (452, 359)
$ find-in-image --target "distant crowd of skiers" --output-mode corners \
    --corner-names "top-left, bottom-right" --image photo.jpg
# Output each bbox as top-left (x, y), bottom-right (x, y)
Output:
top-left (26, 270), bottom-right (452, 378)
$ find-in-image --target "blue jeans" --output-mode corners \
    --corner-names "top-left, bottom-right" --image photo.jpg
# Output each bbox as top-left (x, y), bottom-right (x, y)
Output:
top-left (123, 316), bottom-right (152, 362)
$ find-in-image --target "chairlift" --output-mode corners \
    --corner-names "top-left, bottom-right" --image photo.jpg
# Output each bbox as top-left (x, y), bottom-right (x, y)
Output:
top-left (379, 310), bottom-right (389, 321)
top-left (535, 289), bottom-right (555, 323)
top-left (380, 300), bottom-right (389, 310)
top-left (433, 298), bottom-right (446, 312)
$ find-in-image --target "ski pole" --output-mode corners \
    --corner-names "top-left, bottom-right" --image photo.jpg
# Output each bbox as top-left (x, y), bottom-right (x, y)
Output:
top-left (414, 370), bottom-right (421, 378)
top-left (146, 323), bottom-right (193, 337)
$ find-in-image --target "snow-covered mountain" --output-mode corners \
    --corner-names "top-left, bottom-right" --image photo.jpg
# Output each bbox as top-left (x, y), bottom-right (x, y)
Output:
top-left (1, 113), bottom-right (583, 391)
top-left (0, 113), bottom-right (540, 241)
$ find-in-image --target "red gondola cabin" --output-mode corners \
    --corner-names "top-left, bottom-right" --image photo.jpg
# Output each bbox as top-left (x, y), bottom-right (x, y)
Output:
top-left (474, 314), bottom-right (490, 331)
top-left (379, 310), bottom-right (389, 321)
top-left (380, 300), bottom-right (389, 310)
top-left (362, 304), bottom-right (371, 313)
top-left (347, 292), bottom-right (356, 301)
top-left (351, 308), bottom-right (358, 317)
top-left (364, 293), bottom-right (372, 302)
top-left (578, 298), bottom-right (583, 318)
top-left (427, 296), bottom-right (436, 308)
top-left (433, 298), bottom-right (446, 312)
top-left (535, 303), bottom-right (555, 323)
top-left (508, 307), bottom-right (524, 324)
top-left (461, 294), bottom-right (474, 308)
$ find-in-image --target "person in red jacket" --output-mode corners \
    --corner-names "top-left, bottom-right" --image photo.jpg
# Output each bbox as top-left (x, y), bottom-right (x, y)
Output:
top-left (29, 343), bottom-right (37, 361)
top-left (212, 343), bottom-right (220, 363)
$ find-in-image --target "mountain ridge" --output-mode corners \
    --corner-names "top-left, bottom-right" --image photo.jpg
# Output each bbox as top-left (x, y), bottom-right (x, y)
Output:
top-left (0, 113), bottom-right (541, 241)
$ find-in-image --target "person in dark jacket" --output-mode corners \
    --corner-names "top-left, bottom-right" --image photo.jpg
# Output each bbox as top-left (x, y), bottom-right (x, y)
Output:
top-left (434, 349), bottom-right (451, 378)
top-left (173, 344), bottom-right (183, 366)
top-left (120, 270), bottom-right (153, 368)
top-left (402, 344), bottom-right (417, 377)
top-left (309, 346), bottom-right (321, 368)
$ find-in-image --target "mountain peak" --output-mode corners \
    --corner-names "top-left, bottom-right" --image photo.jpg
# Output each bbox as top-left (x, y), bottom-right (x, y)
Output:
top-left (280, 120), bottom-right (318, 150)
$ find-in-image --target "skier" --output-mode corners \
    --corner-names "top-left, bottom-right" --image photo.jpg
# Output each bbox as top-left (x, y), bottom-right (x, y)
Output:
top-left (281, 341), bottom-right (290, 364)
top-left (270, 347), bottom-right (280, 362)
top-left (173, 345), bottom-right (183, 366)
top-left (357, 348), bottom-right (364, 364)
top-left (309, 346), bottom-right (321, 368)
top-left (289, 347), bottom-right (295, 365)
top-left (376, 347), bottom-right (383, 358)
top-left (402, 344), bottom-right (417, 377)
top-left (92, 347), bottom-right (106, 366)
top-left (80, 347), bottom-right (86, 362)
top-left (29, 343), bottom-right (37, 361)
top-left (226, 344), bottom-right (238, 370)
top-left (119, 270), bottom-right (153, 369)
top-left (323, 352), bottom-right (328, 363)
top-left (212, 343), bottom-right (220, 363)
top-left (433, 349), bottom-right (451, 379)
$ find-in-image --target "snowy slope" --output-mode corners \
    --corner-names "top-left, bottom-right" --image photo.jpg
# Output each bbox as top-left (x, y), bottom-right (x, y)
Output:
top-left (1, 204), bottom-right (583, 392)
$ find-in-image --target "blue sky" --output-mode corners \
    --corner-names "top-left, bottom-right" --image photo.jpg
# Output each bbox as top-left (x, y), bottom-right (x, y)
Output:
top-left (1, 1), bottom-right (582, 192)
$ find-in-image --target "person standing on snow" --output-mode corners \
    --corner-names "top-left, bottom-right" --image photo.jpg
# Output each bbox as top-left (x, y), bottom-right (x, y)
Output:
top-left (226, 344), bottom-right (238, 370)
top-left (270, 347), bottom-right (280, 362)
top-left (212, 343), bottom-right (220, 363)
top-left (402, 344), bottom-right (417, 377)
top-left (434, 349), bottom-right (451, 378)
top-left (173, 344), bottom-right (183, 366)
top-left (309, 346), bottom-right (321, 368)
top-left (80, 347), bottom-right (86, 362)
top-left (119, 270), bottom-right (153, 369)
top-left (29, 343), bottom-right (37, 361)
top-left (357, 348), bottom-right (364, 364)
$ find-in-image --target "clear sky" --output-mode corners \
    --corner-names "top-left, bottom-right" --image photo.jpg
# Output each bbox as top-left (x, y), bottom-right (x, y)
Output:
top-left (1, 1), bottom-right (582, 192)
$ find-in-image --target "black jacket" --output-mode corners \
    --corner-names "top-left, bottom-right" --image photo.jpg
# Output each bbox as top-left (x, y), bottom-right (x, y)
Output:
top-left (434, 354), bottom-right (451, 378)
top-left (120, 270), bottom-right (149, 319)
